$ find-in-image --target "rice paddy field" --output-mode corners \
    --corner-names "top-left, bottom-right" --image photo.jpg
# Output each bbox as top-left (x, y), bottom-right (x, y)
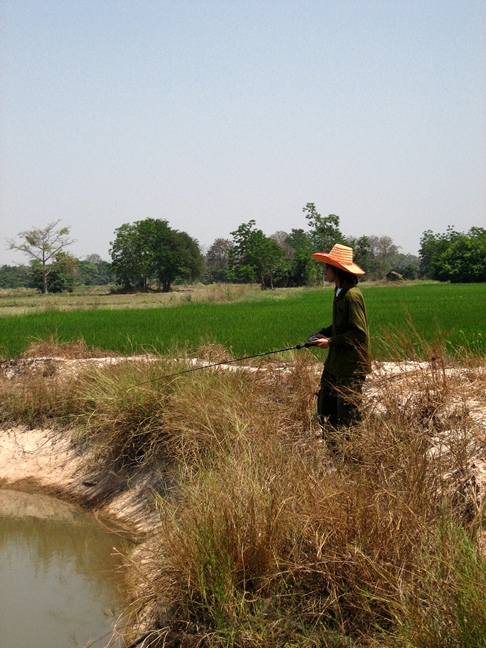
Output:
top-left (0, 282), bottom-right (485, 360)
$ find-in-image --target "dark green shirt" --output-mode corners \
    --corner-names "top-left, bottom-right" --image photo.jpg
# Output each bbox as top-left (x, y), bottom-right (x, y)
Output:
top-left (318, 283), bottom-right (371, 377)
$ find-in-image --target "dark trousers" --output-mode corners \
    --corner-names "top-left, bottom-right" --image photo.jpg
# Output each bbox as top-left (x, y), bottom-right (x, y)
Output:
top-left (317, 371), bottom-right (365, 431)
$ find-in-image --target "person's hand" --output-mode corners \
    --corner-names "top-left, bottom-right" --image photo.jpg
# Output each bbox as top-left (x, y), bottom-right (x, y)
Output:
top-left (313, 336), bottom-right (330, 349)
top-left (307, 333), bottom-right (329, 348)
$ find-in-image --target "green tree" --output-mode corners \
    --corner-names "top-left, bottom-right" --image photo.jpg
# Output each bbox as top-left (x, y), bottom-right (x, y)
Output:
top-left (418, 226), bottom-right (486, 282)
top-left (302, 203), bottom-right (346, 284)
top-left (230, 220), bottom-right (287, 288)
top-left (110, 222), bottom-right (146, 290)
top-left (77, 257), bottom-right (114, 286)
top-left (30, 252), bottom-right (78, 293)
top-left (303, 203), bottom-right (345, 252)
top-left (390, 252), bottom-right (420, 280)
top-left (284, 228), bottom-right (316, 286)
top-left (162, 229), bottom-right (204, 290)
top-left (6, 220), bottom-right (75, 294)
top-left (0, 265), bottom-right (30, 289)
top-left (285, 228), bottom-right (312, 253)
top-left (419, 226), bottom-right (461, 279)
top-left (431, 227), bottom-right (486, 283)
top-left (344, 235), bottom-right (373, 276)
top-left (110, 218), bottom-right (203, 292)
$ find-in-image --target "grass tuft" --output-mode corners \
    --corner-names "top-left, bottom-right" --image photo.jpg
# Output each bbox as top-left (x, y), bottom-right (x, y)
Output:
top-left (20, 334), bottom-right (111, 359)
top-left (1, 337), bottom-right (485, 646)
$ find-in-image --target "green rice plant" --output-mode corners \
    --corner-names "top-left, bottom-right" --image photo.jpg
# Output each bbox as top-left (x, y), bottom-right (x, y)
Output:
top-left (1, 282), bottom-right (485, 360)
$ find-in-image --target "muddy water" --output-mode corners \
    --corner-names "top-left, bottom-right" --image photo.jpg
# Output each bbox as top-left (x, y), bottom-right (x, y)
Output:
top-left (0, 490), bottom-right (129, 648)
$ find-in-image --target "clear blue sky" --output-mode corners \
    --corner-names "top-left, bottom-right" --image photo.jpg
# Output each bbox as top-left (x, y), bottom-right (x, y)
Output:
top-left (1, 0), bottom-right (485, 264)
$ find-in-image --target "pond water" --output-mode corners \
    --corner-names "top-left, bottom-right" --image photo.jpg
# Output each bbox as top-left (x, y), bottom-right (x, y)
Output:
top-left (0, 489), bottom-right (129, 648)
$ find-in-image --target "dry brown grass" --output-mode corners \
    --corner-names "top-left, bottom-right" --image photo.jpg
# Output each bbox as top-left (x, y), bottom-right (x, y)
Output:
top-left (135, 365), bottom-right (486, 646)
top-left (0, 337), bottom-right (117, 427)
top-left (115, 351), bottom-right (485, 646)
top-left (20, 334), bottom-right (112, 359)
top-left (1, 341), bottom-right (485, 647)
top-left (0, 283), bottom-right (264, 317)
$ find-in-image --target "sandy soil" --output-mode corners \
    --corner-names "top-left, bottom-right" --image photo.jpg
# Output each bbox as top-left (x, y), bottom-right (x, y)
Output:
top-left (0, 423), bottom-right (159, 537)
top-left (0, 355), bottom-right (169, 536)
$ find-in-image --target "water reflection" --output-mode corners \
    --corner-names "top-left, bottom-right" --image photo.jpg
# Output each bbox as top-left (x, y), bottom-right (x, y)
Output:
top-left (0, 490), bottom-right (128, 648)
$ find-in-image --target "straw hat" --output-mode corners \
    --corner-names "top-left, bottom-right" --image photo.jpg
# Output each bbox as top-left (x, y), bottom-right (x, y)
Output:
top-left (312, 244), bottom-right (365, 276)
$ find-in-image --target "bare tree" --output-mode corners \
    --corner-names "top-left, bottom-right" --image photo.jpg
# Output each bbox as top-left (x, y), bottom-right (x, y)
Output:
top-left (7, 220), bottom-right (75, 293)
top-left (270, 231), bottom-right (294, 257)
top-left (85, 253), bottom-right (102, 264)
top-left (205, 238), bottom-right (233, 282)
top-left (368, 235), bottom-right (400, 279)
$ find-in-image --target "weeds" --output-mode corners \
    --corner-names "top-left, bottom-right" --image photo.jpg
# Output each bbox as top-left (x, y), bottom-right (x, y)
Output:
top-left (1, 339), bottom-right (485, 647)
top-left (20, 334), bottom-right (109, 359)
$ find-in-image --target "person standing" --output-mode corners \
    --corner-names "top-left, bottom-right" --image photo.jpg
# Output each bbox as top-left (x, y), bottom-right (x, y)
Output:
top-left (308, 244), bottom-right (371, 447)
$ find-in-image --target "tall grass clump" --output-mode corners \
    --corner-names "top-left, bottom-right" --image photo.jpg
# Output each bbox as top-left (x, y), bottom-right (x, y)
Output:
top-left (1, 336), bottom-right (485, 646)
top-left (123, 346), bottom-right (486, 647)
top-left (0, 371), bottom-right (79, 428)
top-left (0, 337), bottom-right (96, 427)
top-left (66, 347), bottom-right (316, 474)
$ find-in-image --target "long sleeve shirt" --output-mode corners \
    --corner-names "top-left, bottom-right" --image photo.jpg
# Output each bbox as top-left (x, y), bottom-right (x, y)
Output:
top-left (318, 283), bottom-right (371, 377)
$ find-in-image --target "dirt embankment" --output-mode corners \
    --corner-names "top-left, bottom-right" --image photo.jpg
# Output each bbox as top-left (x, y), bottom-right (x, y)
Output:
top-left (0, 355), bottom-right (169, 539)
top-left (0, 425), bottom-right (161, 539)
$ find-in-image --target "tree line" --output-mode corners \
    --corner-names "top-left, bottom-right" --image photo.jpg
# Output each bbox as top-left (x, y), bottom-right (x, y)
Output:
top-left (207, 204), bottom-right (420, 287)
top-left (2, 208), bottom-right (485, 293)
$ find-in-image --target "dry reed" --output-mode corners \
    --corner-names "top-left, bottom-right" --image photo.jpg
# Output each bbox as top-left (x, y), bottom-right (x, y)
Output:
top-left (1, 340), bottom-right (485, 647)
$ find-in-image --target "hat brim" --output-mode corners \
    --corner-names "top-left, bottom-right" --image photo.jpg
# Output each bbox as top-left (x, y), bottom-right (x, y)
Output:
top-left (312, 252), bottom-right (365, 276)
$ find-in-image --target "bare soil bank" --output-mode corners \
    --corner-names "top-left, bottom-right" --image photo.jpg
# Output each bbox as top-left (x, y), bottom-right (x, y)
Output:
top-left (0, 425), bottom-right (160, 538)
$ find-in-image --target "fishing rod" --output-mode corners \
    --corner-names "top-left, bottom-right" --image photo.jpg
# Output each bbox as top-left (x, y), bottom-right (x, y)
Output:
top-left (136, 341), bottom-right (316, 385)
